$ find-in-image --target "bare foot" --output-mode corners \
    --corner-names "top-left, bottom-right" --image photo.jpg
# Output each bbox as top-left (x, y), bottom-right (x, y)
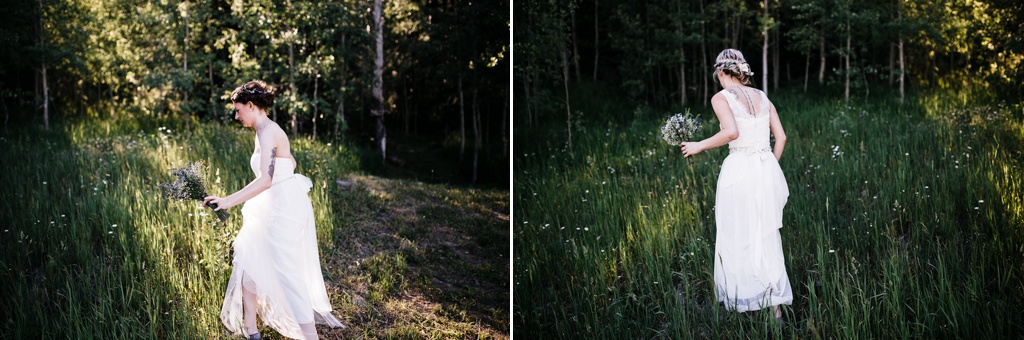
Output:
top-left (773, 305), bottom-right (782, 319)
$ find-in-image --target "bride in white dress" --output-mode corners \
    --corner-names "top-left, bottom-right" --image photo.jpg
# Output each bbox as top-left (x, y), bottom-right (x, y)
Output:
top-left (204, 81), bottom-right (345, 339)
top-left (679, 49), bottom-right (793, 320)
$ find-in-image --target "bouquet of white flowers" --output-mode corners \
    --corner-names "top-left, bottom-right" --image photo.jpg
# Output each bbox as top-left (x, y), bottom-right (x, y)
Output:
top-left (660, 112), bottom-right (702, 146)
top-left (158, 161), bottom-right (230, 222)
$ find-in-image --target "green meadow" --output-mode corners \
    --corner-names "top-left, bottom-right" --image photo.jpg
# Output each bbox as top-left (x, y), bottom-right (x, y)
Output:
top-left (513, 86), bottom-right (1024, 338)
top-left (0, 117), bottom-right (509, 339)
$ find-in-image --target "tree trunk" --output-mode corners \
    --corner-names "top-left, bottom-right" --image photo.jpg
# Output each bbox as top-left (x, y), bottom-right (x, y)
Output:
top-left (289, 37), bottom-right (297, 135)
top-left (844, 27), bottom-right (850, 103)
top-left (898, 0), bottom-right (905, 104)
top-left (501, 83), bottom-right (508, 161)
top-left (2, 95), bottom-right (8, 133)
top-left (403, 78), bottom-right (409, 134)
top-left (472, 87), bottom-right (480, 184)
top-left (762, 0), bottom-right (769, 94)
top-left (700, 0), bottom-right (708, 104)
top-left (373, 0), bottom-right (386, 162)
top-left (773, 24), bottom-right (779, 90)
top-left (804, 53), bottom-right (810, 92)
top-left (592, 0), bottom-right (599, 81)
top-left (889, 43), bottom-right (895, 84)
top-left (522, 76), bottom-right (531, 126)
top-left (38, 0), bottom-right (49, 131)
top-left (183, 0), bottom-right (190, 130)
top-left (680, 47), bottom-right (687, 107)
top-left (571, 11), bottom-right (581, 81)
top-left (818, 35), bottom-right (826, 84)
top-left (561, 49), bottom-right (572, 148)
top-left (312, 71), bottom-right (319, 141)
top-left (459, 75), bottom-right (465, 162)
top-left (335, 33), bottom-right (347, 141)
top-left (676, 0), bottom-right (686, 107)
top-left (899, 30), bottom-right (905, 104)
top-left (41, 62), bottom-right (49, 131)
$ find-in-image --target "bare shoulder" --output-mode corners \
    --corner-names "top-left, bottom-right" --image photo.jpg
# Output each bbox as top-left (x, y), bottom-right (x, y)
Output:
top-left (711, 91), bottom-right (727, 102)
top-left (710, 92), bottom-right (730, 109)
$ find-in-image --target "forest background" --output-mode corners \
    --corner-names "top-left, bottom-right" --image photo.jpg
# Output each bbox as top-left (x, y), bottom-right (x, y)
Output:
top-left (0, 0), bottom-right (510, 185)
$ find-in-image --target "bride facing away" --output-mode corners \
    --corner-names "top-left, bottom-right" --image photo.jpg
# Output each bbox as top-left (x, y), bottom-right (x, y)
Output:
top-left (203, 80), bottom-right (345, 339)
top-left (679, 49), bottom-right (793, 322)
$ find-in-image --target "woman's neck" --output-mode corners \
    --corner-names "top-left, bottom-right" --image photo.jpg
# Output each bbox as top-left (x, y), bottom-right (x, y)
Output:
top-left (253, 115), bottom-right (272, 132)
top-left (720, 77), bottom-right (743, 89)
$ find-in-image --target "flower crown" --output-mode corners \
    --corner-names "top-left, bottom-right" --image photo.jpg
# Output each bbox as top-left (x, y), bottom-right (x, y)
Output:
top-left (714, 60), bottom-right (754, 76)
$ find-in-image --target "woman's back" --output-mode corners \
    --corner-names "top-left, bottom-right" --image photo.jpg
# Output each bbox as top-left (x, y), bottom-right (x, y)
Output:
top-left (720, 87), bottom-right (772, 151)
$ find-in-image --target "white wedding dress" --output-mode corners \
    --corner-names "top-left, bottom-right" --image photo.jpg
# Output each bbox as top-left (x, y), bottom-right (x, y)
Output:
top-left (221, 154), bottom-right (344, 338)
top-left (713, 87), bottom-right (793, 312)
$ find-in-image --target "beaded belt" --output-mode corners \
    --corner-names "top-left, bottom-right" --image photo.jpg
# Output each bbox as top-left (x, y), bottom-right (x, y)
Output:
top-left (728, 146), bottom-right (771, 155)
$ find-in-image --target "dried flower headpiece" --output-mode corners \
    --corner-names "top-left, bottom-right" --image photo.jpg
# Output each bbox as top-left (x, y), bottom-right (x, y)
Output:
top-left (714, 59), bottom-right (754, 76)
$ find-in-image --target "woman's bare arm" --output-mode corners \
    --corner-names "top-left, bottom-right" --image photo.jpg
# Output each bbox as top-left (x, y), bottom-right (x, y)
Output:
top-left (680, 93), bottom-right (739, 157)
top-left (767, 101), bottom-right (786, 161)
top-left (204, 127), bottom-right (282, 210)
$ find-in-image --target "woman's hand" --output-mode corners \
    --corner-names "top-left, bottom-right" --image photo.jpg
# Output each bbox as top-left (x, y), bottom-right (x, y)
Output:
top-left (680, 141), bottom-right (705, 158)
top-left (203, 196), bottom-right (232, 211)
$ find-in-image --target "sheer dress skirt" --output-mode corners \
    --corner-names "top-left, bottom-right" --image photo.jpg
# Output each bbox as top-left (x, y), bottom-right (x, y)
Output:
top-left (221, 157), bottom-right (343, 338)
top-left (713, 150), bottom-right (793, 312)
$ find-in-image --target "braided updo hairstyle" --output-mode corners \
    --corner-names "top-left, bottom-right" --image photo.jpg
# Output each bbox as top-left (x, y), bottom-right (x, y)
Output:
top-left (230, 80), bottom-right (276, 111)
top-left (713, 49), bottom-right (754, 86)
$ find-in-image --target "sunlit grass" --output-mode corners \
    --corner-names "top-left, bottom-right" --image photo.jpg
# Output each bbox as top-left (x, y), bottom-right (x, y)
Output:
top-left (0, 116), bottom-right (509, 339)
top-left (512, 89), bottom-right (1024, 338)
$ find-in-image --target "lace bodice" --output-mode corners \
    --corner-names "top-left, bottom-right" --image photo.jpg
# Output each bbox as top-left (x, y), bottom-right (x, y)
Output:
top-left (720, 88), bottom-right (771, 150)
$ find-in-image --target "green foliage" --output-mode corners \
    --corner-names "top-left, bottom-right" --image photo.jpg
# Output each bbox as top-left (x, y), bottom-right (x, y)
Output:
top-left (0, 0), bottom-right (509, 177)
top-left (517, 0), bottom-right (1024, 123)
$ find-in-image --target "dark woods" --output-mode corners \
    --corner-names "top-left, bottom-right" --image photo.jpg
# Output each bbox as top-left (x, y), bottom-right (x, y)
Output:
top-left (516, 0), bottom-right (1024, 129)
top-left (0, 0), bottom-right (510, 185)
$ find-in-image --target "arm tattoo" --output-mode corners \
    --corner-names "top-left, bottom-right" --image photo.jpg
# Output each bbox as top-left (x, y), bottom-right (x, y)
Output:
top-left (269, 147), bottom-right (277, 178)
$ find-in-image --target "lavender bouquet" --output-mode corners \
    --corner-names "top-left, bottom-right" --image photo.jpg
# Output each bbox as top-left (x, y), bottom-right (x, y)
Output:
top-left (158, 161), bottom-right (230, 222)
top-left (660, 112), bottom-right (703, 146)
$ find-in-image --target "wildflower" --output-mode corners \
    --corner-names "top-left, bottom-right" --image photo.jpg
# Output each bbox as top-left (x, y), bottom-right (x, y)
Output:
top-left (159, 162), bottom-right (229, 222)
top-left (43, 181), bottom-right (47, 185)
top-left (829, 249), bottom-right (835, 253)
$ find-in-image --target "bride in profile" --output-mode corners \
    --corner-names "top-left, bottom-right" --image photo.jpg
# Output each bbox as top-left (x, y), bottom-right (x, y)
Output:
top-left (679, 49), bottom-right (793, 322)
top-left (203, 80), bottom-right (345, 339)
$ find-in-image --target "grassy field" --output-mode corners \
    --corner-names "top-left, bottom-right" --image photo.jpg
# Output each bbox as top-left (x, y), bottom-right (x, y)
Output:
top-left (0, 116), bottom-right (509, 339)
top-left (512, 86), bottom-right (1024, 338)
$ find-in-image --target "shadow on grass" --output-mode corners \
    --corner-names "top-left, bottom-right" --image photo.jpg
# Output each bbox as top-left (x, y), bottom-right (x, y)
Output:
top-left (316, 174), bottom-right (509, 339)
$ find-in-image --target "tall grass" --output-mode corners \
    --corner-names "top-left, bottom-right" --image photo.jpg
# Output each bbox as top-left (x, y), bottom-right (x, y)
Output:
top-left (0, 117), bottom-right (355, 337)
top-left (0, 115), bottom-right (509, 339)
top-left (512, 88), bottom-right (1024, 338)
